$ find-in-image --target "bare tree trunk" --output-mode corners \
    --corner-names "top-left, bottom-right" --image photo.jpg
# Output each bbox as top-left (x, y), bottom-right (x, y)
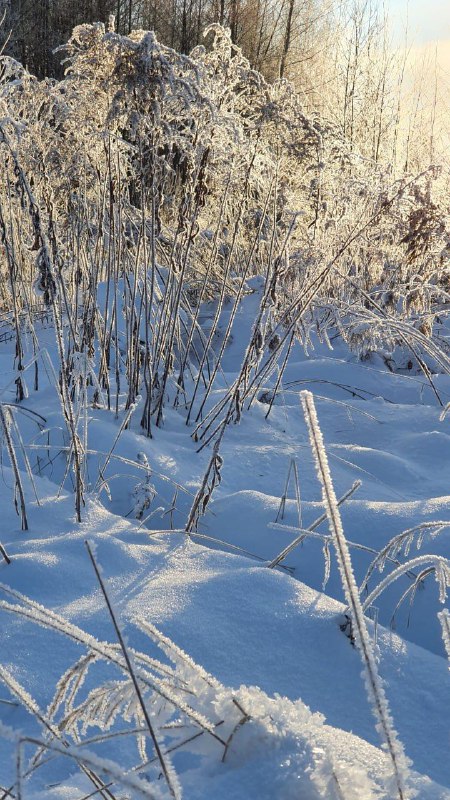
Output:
top-left (230, 0), bottom-right (238, 43)
top-left (279, 0), bottom-right (294, 79)
top-left (196, 0), bottom-right (203, 44)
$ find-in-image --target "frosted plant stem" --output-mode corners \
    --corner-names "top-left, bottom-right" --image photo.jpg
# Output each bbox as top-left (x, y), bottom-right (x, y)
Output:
top-left (185, 137), bottom-right (262, 426)
top-left (96, 397), bottom-right (141, 490)
top-left (263, 331), bottom-right (295, 419)
top-left (267, 480), bottom-right (361, 569)
top-left (300, 390), bottom-right (411, 800)
top-left (12, 736), bottom-right (154, 800)
top-left (292, 459), bottom-right (302, 530)
top-left (9, 410), bottom-right (40, 504)
top-left (0, 405), bottom-right (28, 531)
top-left (175, 174), bottom-right (232, 408)
top-left (0, 595), bottom-right (217, 736)
top-left (195, 208), bottom-right (295, 443)
top-left (192, 176), bottom-right (276, 426)
top-left (0, 666), bottom-right (117, 800)
top-left (0, 130), bottom-right (84, 521)
top-left (275, 458), bottom-right (293, 522)
top-left (85, 541), bottom-right (180, 800)
top-left (185, 437), bottom-right (224, 532)
top-left (359, 521), bottom-right (450, 595)
top-left (438, 609), bottom-right (450, 666)
top-left (361, 554), bottom-right (450, 613)
top-left (0, 544), bottom-right (11, 565)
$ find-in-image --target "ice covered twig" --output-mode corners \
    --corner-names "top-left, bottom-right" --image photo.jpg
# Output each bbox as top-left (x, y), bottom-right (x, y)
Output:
top-left (300, 390), bottom-right (413, 800)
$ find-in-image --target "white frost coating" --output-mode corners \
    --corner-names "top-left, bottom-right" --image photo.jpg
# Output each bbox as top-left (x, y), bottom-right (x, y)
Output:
top-left (213, 683), bottom-right (380, 800)
top-left (46, 651), bottom-right (99, 722)
top-left (322, 539), bottom-right (331, 590)
top-left (0, 664), bottom-right (61, 739)
top-left (0, 587), bottom-right (219, 737)
top-left (19, 735), bottom-right (166, 799)
top-left (361, 555), bottom-right (450, 613)
top-left (438, 609), bottom-right (450, 667)
top-left (360, 521), bottom-right (450, 593)
top-left (300, 390), bottom-right (414, 800)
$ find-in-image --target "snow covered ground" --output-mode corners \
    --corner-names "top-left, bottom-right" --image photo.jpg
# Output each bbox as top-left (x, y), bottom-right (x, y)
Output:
top-left (0, 287), bottom-right (449, 799)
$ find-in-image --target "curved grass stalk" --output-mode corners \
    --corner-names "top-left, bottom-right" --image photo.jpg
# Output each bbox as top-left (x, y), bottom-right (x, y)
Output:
top-left (361, 554), bottom-right (450, 614)
top-left (360, 522), bottom-right (450, 595)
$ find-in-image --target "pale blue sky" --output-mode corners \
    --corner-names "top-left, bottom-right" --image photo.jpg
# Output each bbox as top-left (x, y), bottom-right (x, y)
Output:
top-left (383, 0), bottom-right (450, 44)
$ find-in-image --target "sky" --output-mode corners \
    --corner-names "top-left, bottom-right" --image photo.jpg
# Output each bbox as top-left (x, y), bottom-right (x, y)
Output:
top-left (382, 0), bottom-right (450, 80)
top-left (384, 0), bottom-right (450, 45)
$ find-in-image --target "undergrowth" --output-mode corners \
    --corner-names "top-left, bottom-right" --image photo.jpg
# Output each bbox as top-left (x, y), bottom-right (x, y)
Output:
top-left (0, 19), bottom-right (449, 800)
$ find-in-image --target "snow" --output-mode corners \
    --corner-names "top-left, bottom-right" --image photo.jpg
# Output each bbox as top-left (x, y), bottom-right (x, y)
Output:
top-left (0, 288), bottom-right (449, 798)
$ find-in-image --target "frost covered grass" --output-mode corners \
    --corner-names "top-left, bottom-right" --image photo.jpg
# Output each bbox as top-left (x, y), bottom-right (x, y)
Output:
top-left (0, 364), bottom-right (449, 798)
top-left (0, 299), bottom-right (450, 798)
top-left (0, 17), bottom-right (449, 800)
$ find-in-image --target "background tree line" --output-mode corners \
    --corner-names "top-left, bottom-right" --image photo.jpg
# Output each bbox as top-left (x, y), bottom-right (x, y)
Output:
top-left (1, 0), bottom-right (320, 80)
top-left (1, 0), bottom-right (447, 173)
